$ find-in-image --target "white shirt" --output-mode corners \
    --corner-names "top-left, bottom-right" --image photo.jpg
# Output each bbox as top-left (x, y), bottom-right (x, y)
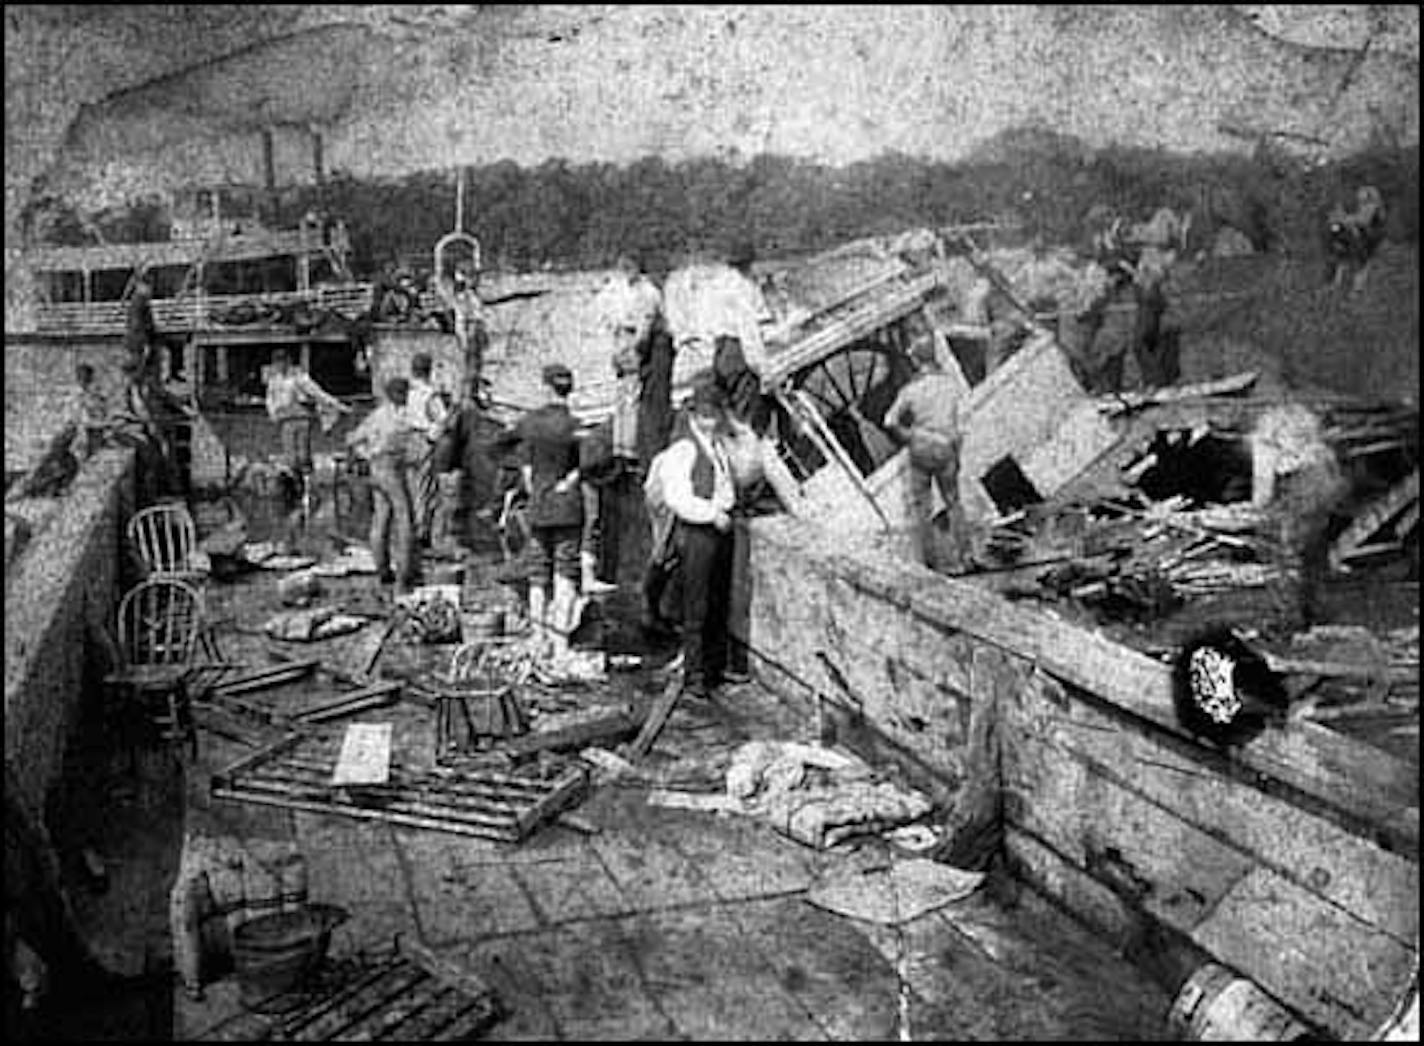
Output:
top-left (407, 378), bottom-right (448, 441)
top-left (265, 368), bottom-right (340, 422)
top-left (663, 263), bottom-right (774, 385)
top-left (347, 402), bottom-right (416, 461)
top-left (660, 429), bottom-right (734, 526)
top-left (593, 272), bottom-right (662, 349)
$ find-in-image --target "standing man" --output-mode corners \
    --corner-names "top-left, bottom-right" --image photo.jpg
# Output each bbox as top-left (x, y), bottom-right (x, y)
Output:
top-left (406, 352), bottom-right (450, 546)
top-left (431, 374), bottom-right (508, 555)
top-left (660, 382), bottom-right (737, 700)
top-left (883, 337), bottom-right (970, 573)
top-left (435, 263), bottom-right (492, 397)
top-left (345, 377), bottom-right (419, 591)
top-left (68, 364), bottom-right (110, 462)
top-left (513, 364), bottom-right (586, 658)
top-left (264, 348), bottom-right (351, 504)
top-left (593, 253), bottom-right (663, 463)
top-left (125, 269), bottom-right (160, 378)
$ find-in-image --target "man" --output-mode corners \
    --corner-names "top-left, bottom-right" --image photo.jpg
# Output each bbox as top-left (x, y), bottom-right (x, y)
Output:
top-left (660, 382), bottom-right (737, 700)
top-left (663, 241), bottom-right (776, 393)
top-left (434, 263), bottom-right (492, 394)
top-left (1326, 185), bottom-right (1387, 292)
top-left (345, 377), bottom-right (419, 590)
top-left (513, 364), bottom-right (585, 658)
top-left (431, 374), bottom-right (507, 555)
top-left (264, 348), bottom-right (351, 503)
top-left (109, 357), bottom-right (172, 503)
top-left (68, 364), bottom-right (110, 462)
top-left (125, 270), bottom-right (161, 378)
top-left (883, 337), bottom-right (970, 573)
top-left (407, 352), bottom-right (450, 545)
top-left (593, 253), bottom-right (663, 462)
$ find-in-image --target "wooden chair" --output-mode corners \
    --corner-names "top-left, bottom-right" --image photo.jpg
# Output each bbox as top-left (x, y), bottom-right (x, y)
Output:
top-left (126, 501), bottom-right (224, 660)
top-left (127, 501), bottom-right (206, 583)
top-left (104, 577), bottom-right (205, 759)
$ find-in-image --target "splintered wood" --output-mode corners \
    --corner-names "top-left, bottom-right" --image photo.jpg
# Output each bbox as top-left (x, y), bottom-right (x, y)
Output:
top-left (211, 732), bottom-right (588, 843)
top-left (196, 940), bottom-right (502, 1042)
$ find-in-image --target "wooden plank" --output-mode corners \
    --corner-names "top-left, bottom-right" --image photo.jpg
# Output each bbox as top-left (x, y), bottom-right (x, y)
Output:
top-left (503, 708), bottom-right (643, 761)
top-left (1001, 667), bottom-right (1419, 943)
top-left (1193, 867), bottom-right (1418, 1040)
top-left (1003, 727), bottom-right (1415, 1039)
top-left (624, 674), bottom-right (685, 761)
top-left (1331, 469), bottom-right (1419, 571)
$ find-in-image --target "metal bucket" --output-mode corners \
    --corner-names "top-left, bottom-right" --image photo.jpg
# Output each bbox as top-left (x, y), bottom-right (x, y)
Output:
top-left (232, 902), bottom-right (347, 1013)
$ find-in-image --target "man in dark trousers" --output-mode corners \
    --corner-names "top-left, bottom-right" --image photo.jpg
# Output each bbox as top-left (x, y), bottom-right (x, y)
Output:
top-left (514, 364), bottom-right (585, 658)
top-left (660, 382), bottom-right (737, 699)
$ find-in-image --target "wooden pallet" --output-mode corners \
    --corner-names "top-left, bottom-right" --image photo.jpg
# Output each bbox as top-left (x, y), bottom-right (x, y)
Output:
top-left (198, 939), bottom-right (501, 1042)
top-left (211, 732), bottom-right (588, 842)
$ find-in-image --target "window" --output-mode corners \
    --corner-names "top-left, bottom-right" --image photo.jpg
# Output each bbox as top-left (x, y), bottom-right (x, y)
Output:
top-left (91, 268), bottom-right (134, 302)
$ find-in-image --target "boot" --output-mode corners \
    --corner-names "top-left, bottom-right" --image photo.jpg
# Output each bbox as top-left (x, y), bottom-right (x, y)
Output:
top-left (548, 574), bottom-right (587, 660)
top-left (581, 551), bottom-right (618, 596)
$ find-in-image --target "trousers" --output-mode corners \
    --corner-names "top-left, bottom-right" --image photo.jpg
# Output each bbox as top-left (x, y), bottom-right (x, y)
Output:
top-left (369, 454), bottom-right (417, 586)
top-left (678, 521), bottom-right (733, 691)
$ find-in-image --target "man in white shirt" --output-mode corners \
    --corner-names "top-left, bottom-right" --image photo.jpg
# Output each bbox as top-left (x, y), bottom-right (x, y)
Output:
top-left (264, 348), bottom-right (351, 499)
top-left (346, 377), bottom-right (419, 590)
top-left (407, 352), bottom-right (450, 546)
top-left (660, 381), bottom-right (737, 700)
top-left (593, 253), bottom-right (663, 461)
top-left (663, 243), bottom-right (776, 394)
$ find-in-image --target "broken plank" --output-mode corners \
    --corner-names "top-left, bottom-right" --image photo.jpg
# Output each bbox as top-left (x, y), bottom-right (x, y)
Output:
top-left (209, 659), bottom-right (320, 697)
top-left (624, 674), bottom-right (685, 761)
top-left (281, 963), bottom-right (427, 1040)
top-left (1330, 469), bottom-right (1419, 572)
top-left (513, 765), bottom-right (590, 838)
top-left (502, 707), bottom-right (644, 761)
top-left (291, 681), bottom-right (403, 723)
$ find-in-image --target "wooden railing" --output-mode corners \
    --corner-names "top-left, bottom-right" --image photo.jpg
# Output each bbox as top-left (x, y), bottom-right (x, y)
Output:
top-left (35, 284), bottom-right (376, 336)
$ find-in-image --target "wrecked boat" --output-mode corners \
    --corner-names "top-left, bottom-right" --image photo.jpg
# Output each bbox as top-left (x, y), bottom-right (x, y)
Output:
top-left (736, 241), bottom-right (1419, 1039)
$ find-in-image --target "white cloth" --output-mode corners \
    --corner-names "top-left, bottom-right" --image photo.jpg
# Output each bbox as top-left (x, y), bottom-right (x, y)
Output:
top-left (660, 428), bottom-right (734, 526)
top-left (663, 263), bottom-right (774, 384)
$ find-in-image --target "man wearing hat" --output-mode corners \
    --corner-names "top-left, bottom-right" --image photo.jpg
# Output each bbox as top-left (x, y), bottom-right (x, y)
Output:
top-left (882, 335), bottom-right (970, 572)
top-left (513, 363), bottom-right (586, 657)
top-left (659, 381), bottom-right (738, 700)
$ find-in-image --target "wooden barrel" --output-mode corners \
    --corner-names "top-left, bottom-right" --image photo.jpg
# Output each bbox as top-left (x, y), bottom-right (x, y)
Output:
top-left (1168, 963), bottom-right (1316, 1041)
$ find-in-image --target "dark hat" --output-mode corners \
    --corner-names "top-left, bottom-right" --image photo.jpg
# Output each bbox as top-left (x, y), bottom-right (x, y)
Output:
top-left (542, 363), bottom-right (573, 388)
top-left (384, 376), bottom-right (411, 398)
top-left (687, 380), bottom-right (727, 416)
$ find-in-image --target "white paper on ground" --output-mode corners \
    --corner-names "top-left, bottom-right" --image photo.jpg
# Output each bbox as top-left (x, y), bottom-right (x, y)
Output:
top-left (806, 857), bottom-right (986, 925)
top-left (330, 722), bottom-right (393, 787)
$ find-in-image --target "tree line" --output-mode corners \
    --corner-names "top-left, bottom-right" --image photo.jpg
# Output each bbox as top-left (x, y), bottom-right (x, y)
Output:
top-left (24, 128), bottom-right (1418, 277)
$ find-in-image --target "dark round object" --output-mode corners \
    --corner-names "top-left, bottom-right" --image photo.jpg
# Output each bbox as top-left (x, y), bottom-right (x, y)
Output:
top-left (232, 903), bottom-right (347, 1013)
top-left (1172, 627), bottom-right (1288, 747)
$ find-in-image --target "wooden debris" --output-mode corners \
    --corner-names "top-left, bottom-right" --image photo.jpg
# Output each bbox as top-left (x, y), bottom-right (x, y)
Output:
top-left (623, 674), bottom-right (685, 763)
top-left (503, 707), bottom-right (645, 762)
top-left (291, 681), bottom-right (403, 724)
top-left (211, 733), bottom-right (588, 843)
top-left (196, 939), bottom-right (502, 1042)
top-left (1329, 469), bottom-right (1419, 572)
top-left (206, 659), bottom-right (319, 698)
